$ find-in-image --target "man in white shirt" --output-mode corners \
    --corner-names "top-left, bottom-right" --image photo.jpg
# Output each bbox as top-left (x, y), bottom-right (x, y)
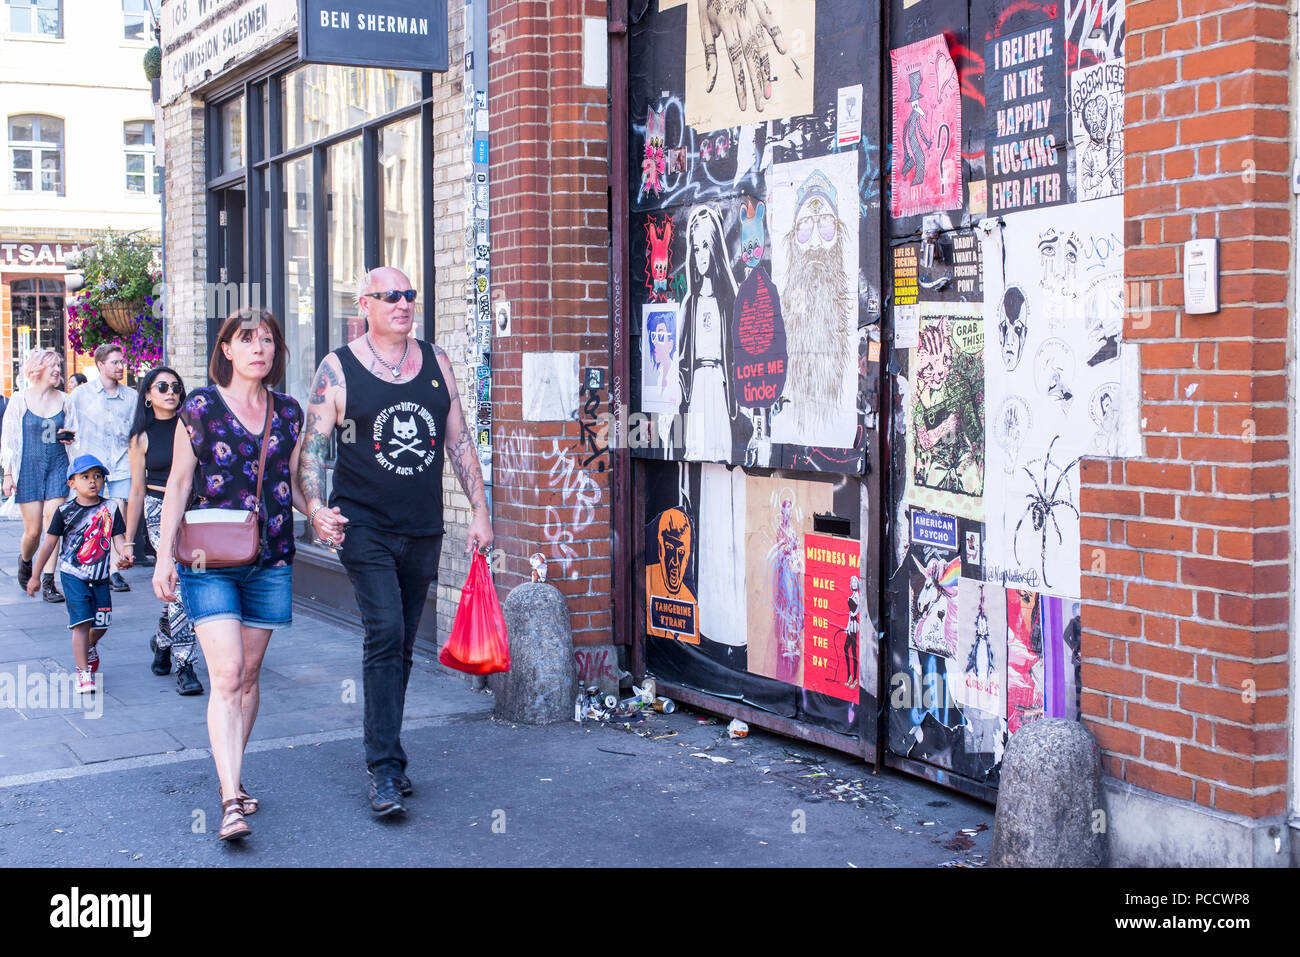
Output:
top-left (70, 344), bottom-right (137, 592)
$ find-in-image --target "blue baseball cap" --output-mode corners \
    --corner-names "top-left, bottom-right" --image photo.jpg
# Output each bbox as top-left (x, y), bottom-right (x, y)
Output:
top-left (67, 454), bottom-right (109, 481)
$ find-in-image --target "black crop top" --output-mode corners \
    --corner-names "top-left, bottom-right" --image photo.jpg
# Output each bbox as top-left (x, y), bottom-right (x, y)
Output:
top-left (144, 416), bottom-right (178, 489)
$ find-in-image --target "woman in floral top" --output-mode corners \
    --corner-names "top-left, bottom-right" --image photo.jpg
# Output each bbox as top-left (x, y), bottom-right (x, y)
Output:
top-left (152, 307), bottom-right (347, 842)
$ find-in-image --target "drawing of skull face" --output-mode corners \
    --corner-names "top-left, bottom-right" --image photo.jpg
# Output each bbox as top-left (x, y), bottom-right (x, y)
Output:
top-left (393, 415), bottom-right (418, 441)
top-left (999, 285), bottom-right (1028, 371)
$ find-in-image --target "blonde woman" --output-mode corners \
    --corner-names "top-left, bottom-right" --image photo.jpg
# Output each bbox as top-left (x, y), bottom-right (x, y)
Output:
top-left (1, 350), bottom-right (79, 604)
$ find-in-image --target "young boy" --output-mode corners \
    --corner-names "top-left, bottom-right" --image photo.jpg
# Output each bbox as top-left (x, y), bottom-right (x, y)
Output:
top-left (27, 454), bottom-right (133, 693)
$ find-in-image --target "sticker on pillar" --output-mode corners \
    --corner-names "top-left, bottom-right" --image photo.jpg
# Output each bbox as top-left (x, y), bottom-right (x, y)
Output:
top-left (641, 303), bottom-right (681, 414)
top-left (645, 507), bottom-right (699, 644)
top-left (1069, 60), bottom-right (1124, 202)
top-left (889, 34), bottom-right (963, 218)
top-left (475, 139), bottom-right (488, 164)
top-left (1006, 587), bottom-right (1044, 734)
top-left (802, 533), bottom-right (862, 702)
top-left (766, 151), bottom-right (859, 450)
top-left (494, 299), bottom-right (511, 338)
top-left (836, 84), bottom-right (863, 147)
top-left (685, 0), bottom-right (814, 134)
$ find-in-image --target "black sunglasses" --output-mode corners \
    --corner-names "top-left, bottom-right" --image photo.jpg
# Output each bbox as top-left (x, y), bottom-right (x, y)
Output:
top-left (153, 381), bottom-right (184, 395)
top-left (363, 289), bottom-right (418, 303)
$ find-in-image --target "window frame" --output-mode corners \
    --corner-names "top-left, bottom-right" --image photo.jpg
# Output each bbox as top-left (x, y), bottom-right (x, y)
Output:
top-left (5, 0), bottom-right (62, 38)
top-left (8, 113), bottom-right (65, 196)
top-left (121, 0), bottom-right (151, 42)
top-left (123, 118), bottom-right (159, 196)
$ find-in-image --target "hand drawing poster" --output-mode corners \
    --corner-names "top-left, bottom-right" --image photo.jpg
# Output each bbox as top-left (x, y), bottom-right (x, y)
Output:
top-left (645, 506), bottom-right (700, 643)
top-left (766, 150), bottom-right (860, 450)
top-left (685, 0), bottom-right (815, 134)
top-left (890, 34), bottom-right (963, 218)
top-left (982, 196), bottom-right (1125, 598)
top-left (1069, 60), bottom-right (1124, 202)
top-left (904, 302), bottom-right (985, 521)
top-left (641, 303), bottom-right (682, 414)
top-left (984, 18), bottom-right (1068, 213)
top-left (802, 533), bottom-right (862, 702)
top-left (743, 474), bottom-right (833, 687)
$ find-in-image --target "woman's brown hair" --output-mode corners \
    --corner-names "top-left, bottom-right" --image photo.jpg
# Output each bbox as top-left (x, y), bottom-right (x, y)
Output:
top-left (208, 307), bottom-right (288, 387)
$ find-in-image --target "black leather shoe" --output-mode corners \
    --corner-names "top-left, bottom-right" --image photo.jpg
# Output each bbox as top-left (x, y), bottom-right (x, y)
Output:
top-left (368, 776), bottom-right (406, 816)
top-left (396, 773), bottom-right (413, 796)
top-left (109, 572), bottom-right (130, 592)
top-left (150, 637), bottom-right (171, 676)
top-left (17, 557), bottom-right (33, 591)
top-left (176, 662), bottom-right (204, 695)
top-left (41, 573), bottom-right (64, 603)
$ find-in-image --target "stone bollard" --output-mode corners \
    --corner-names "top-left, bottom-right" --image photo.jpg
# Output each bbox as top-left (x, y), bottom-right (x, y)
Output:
top-left (991, 718), bottom-right (1108, 867)
top-left (488, 582), bottom-right (577, 724)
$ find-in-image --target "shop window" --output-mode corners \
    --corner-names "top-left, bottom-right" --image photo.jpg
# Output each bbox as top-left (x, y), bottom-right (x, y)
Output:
top-left (8, 113), bottom-right (63, 194)
top-left (9, 278), bottom-right (65, 386)
top-left (216, 96), bottom-right (244, 175)
top-left (6, 0), bottom-right (61, 37)
top-left (282, 64), bottom-right (421, 151)
top-left (283, 155), bottom-right (315, 402)
top-left (122, 0), bottom-right (149, 40)
top-left (124, 119), bottom-right (160, 195)
top-left (378, 116), bottom-right (424, 340)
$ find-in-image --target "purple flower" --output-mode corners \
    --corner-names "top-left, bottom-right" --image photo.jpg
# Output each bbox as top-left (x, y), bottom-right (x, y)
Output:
top-left (239, 490), bottom-right (258, 510)
top-left (213, 442), bottom-right (234, 466)
top-left (205, 474), bottom-right (226, 496)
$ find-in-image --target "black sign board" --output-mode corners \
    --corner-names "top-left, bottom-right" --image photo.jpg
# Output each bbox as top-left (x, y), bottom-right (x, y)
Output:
top-left (298, 0), bottom-right (449, 72)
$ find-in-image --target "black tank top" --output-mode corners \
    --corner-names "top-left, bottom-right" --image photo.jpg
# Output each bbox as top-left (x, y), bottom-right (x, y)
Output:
top-left (330, 339), bottom-right (450, 535)
top-left (144, 416), bottom-right (178, 489)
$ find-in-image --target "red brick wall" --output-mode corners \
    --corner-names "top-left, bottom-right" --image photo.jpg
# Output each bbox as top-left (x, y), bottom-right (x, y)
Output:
top-left (1079, 0), bottom-right (1292, 818)
top-left (488, 0), bottom-right (614, 645)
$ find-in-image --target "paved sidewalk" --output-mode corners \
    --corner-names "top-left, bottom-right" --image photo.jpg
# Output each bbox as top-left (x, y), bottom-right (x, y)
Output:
top-left (0, 516), bottom-right (994, 866)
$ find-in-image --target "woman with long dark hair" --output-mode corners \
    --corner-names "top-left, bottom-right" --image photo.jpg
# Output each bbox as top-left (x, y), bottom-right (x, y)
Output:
top-left (124, 367), bottom-right (202, 696)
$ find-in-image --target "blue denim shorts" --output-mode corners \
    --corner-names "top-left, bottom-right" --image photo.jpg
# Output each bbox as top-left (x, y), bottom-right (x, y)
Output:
top-left (176, 562), bottom-right (292, 629)
top-left (61, 574), bottom-right (112, 631)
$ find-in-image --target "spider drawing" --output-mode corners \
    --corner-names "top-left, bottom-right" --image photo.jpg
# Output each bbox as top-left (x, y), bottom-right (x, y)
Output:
top-left (1013, 435), bottom-right (1083, 589)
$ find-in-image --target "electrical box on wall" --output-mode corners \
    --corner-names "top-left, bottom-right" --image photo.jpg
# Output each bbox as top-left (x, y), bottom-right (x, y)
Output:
top-left (1183, 239), bottom-right (1219, 315)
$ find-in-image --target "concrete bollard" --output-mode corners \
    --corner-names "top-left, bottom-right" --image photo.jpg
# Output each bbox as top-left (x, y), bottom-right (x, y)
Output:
top-left (488, 582), bottom-right (577, 724)
top-left (991, 718), bottom-right (1109, 867)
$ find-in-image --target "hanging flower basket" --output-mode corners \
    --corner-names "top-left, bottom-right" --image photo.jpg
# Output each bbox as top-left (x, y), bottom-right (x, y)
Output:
top-left (101, 300), bottom-right (143, 336)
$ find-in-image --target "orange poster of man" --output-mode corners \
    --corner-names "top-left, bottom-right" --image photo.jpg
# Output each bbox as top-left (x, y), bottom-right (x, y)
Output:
top-left (802, 533), bottom-right (861, 702)
top-left (646, 507), bottom-right (700, 643)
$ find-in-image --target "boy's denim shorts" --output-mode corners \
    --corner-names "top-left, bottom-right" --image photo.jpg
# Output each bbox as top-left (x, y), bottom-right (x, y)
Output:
top-left (61, 574), bottom-right (112, 631)
top-left (176, 562), bottom-right (292, 629)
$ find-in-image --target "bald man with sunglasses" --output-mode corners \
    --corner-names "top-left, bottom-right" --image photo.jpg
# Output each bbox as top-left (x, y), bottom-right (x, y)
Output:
top-left (299, 266), bottom-right (493, 816)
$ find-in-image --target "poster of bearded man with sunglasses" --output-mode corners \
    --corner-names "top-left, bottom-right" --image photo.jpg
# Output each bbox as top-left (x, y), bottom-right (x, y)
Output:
top-left (767, 154), bottom-right (860, 450)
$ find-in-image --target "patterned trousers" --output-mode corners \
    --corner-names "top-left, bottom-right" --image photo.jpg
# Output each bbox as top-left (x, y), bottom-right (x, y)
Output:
top-left (144, 493), bottom-right (198, 667)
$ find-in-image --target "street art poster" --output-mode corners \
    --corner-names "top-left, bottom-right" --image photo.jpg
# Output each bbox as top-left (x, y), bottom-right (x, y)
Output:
top-left (697, 465), bottom-right (748, 648)
top-left (642, 303), bottom-right (682, 414)
top-left (1065, 0), bottom-right (1126, 74)
top-left (909, 550), bottom-right (961, 659)
top-left (1069, 60), bottom-right (1125, 202)
top-left (639, 104), bottom-right (668, 203)
top-left (644, 213), bottom-right (675, 303)
top-left (889, 34), bottom-right (963, 218)
top-left (982, 196), bottom-right (1128, 598)
top-left (904, 301), bottom-right (984, 521)
top-left (685, 0), bottom-right (816, 135)
top-left (744, 474), bottom-right (833, 687)
top-left (952, 578), bottom-right (1007, 719)
top-left (646, 506), bottom-right (700, 643)
top-left (984, 18), bottom-right (1068, 214)
top-left (767, 150), bottom-right (860, 450)
top-left (1005, 587), bottom-right (1044, 734)
top-left (731, 220), bottom-right (788, 410)
top-left (1042, 595), bottom-right (1082, 721)
top-left (802, 533), bottom-right (862, 702)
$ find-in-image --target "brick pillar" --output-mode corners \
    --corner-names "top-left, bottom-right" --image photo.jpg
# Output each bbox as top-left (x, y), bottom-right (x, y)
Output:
top-left (488, 2), bottom-right (614, 655)
top-left (1079, 0), bottom-right (1292, 855)
top-left (161, 93), bottom-right (208, 386)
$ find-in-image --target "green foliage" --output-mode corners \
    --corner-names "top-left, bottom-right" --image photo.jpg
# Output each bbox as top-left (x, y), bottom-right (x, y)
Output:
top-left (143, 45), bottom-right (162, 81)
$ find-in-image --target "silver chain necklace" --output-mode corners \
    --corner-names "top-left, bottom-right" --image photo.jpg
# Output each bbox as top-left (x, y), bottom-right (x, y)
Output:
top-left (365, 334), bottom-right (409, 378)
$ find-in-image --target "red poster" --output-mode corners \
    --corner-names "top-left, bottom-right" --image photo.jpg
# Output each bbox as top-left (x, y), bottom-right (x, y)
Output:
top-left (890, 34), bottom-right (963, 218)
top-left (801, 533), bottom-right (861, 702)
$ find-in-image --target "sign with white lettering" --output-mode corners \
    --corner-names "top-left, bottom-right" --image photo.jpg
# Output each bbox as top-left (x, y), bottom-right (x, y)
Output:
top-left (162, 0), bottom-right (297, 104)
top-left (298, 0), bottom-right (448, 72)
top-left (0, 242), bottom-right (84, 268)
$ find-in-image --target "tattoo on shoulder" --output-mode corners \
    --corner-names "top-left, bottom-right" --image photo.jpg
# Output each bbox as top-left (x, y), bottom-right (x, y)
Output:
top-left (309, 356), bottom-right (343, 405)
top-left (432, 344), bottom-right (448, 360)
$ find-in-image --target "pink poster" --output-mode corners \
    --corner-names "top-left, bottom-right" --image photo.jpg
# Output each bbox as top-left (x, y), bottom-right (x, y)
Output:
top-left (890, 34), bottom-right (963, 218)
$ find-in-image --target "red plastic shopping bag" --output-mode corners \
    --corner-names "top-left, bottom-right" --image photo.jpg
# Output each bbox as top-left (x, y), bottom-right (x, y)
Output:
top-left (439, 551), bottom-right (511, 675)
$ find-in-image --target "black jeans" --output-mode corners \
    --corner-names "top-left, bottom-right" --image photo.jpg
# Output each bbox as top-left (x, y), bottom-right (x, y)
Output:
top-left (339, 524), bottom-right (443, 777)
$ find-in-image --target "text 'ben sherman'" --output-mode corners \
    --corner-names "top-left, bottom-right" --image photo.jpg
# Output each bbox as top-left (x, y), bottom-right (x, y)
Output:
top-left (317, 10), bottom-right (430, 34)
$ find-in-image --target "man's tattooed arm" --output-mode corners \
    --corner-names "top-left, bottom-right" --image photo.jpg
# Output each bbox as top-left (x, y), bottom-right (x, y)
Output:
top-left (299, 353), bottom-right (344, 510)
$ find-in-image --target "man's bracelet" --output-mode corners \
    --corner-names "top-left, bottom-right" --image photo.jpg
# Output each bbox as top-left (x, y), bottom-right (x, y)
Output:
top-left (309, 503), bottom-right (326, 524)
top-left (123, 543), bottom-right (135, 549)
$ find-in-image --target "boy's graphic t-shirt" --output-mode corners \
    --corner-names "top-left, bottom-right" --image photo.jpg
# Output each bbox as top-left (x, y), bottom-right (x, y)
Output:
top-left (47, 498), bottom-right (125, 582)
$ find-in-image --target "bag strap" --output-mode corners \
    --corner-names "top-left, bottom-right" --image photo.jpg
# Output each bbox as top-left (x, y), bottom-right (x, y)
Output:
top-left (252, 392), bottom-right (274, 516)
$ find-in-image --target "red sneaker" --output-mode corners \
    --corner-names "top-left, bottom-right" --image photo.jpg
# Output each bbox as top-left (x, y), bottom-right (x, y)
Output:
top-left (86, 646), bottom-right (99, 674)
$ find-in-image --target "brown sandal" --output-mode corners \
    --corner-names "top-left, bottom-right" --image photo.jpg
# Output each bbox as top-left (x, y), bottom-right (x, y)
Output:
top-left (237, 782), bottom-right (258, 815)
top-left (218, 797), bottom-right (251, 841)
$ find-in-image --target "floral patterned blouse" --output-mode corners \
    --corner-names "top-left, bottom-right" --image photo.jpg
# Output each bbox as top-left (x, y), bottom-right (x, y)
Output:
top-left (179, 386), bottom-right (303, 567)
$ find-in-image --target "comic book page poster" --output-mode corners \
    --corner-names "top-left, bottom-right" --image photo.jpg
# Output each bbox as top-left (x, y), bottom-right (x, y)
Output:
top-left (890, 34), bottom-right (963, 218)
top-left (1069, 60), bottom-right (1124, 202)
top-left (641, 303), bottom-right (683, 414)
top-left (982, 197), bottom-right (1124, 597)
top-left (1006, 588), bottom-right (1044, 734)
top-left (952, 578), bottom-right (1007, 720)
top-left (685, 0), bottom-right (816, 135)
top-left (767, 150), bottom-right (860, 450)
top-left (646, 507), bottom-right (700, 644)
top-left (905, 302), bottom-right (985, 520)
top-left (743, 474), bottom-right (833, 686)
top-left (802, 533), bottom-right (862, 702)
